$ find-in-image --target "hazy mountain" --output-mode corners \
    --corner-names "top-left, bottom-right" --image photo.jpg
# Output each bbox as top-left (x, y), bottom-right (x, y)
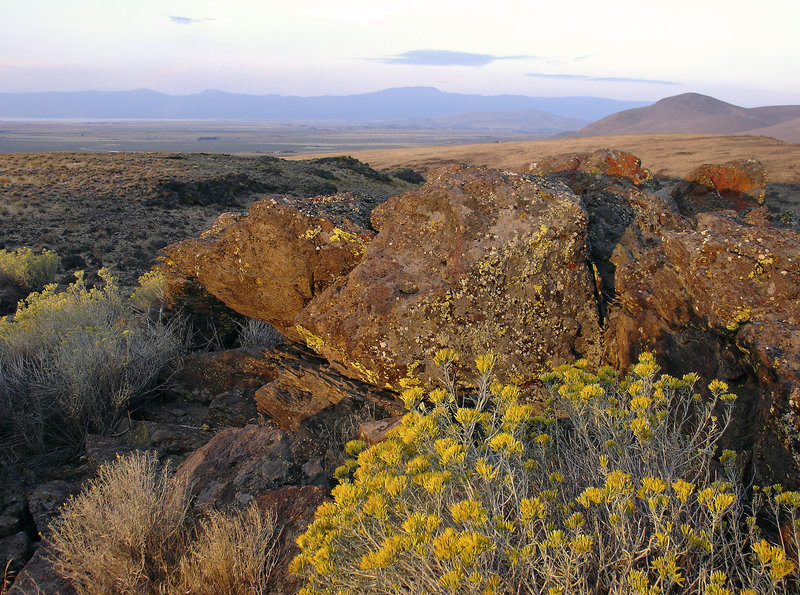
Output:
top-left (571, 93), bottom-right (800, 141)
top-left (0, 87), bottom-right (647, 123)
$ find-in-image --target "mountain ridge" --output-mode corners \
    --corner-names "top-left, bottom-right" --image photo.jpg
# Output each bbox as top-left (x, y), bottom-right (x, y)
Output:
top-left (0, 87), bottom-right (648, 124)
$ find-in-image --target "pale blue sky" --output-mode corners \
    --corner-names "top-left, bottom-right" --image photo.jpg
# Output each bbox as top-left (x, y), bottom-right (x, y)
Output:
top-left (1, 0), bottom-right (798, 106)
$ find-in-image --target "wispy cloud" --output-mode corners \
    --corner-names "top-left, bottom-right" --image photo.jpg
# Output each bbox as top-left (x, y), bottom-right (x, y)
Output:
top-left (169, 16), bottom-right (205, 25)
top-left (376, 50), bottom-right (532, 67)
top-left (526, 72), bottom-right (680, 85)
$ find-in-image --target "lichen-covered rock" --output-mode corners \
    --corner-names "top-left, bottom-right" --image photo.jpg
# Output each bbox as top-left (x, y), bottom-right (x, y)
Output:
top-left (162, 193), bottom-right (376, 339)
top-left (671, 158), bottom-right (767, 216)
top-left (605, 209), bottom-right (800, 486)
top-left (529, 148), bottom-right (654, 189)
top-left (295, 164), bottom-right (602, 389)
top-left (532, 149), bottom-right (689, 322)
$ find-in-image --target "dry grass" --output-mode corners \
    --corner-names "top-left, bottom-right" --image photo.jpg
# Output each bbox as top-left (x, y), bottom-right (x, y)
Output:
top-left (175, 505), bottom-right (278, 595)
top-left (48, 451), bottom-right (279, 595)
top-left (48, 452), bottom-right (191, 595)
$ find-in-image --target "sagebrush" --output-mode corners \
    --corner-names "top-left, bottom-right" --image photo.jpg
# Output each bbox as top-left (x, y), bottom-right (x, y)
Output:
top-left (292, 351), bottom-right (800, 594)
top-left (0, 247), bottom-right (60, 294)
top-left (0, 269), bottom-right (187, 451)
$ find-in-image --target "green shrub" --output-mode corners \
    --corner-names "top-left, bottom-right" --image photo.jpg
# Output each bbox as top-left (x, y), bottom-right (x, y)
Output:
top-left (0, 269), bottom-right (187, 451)
top-left (292, 351), bottom-right (800, 594)
top-left (48, 451), bottom-right (278, 595)
top-left (0, 247), bottom-right (60, 294)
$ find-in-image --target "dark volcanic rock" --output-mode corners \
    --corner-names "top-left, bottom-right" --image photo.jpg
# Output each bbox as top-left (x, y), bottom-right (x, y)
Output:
top-left (26, 481), bottom-right (80, 540)
top-left (254, 343), bottom-right (403, 432)
top-left (176, 424), bottom-right (328, 512)
top-left (9, 545), bottom-right (77, 595)
top-left (295, 164), bottom-right (602, 389)
top-left (671, 158), bottom-right (767, 216)
top-left (256, 485), bottom-right (329, 595)
top-left (162, 193), bottom-right (375, 339)
top-left (166, 349), bottom-right (278, 405)
top-left (0, 532), bottom-right (31, 577)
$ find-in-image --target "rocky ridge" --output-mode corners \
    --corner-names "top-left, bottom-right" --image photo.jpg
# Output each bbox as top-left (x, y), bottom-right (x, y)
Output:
top-left (7, 148), bottom-right (800, 593)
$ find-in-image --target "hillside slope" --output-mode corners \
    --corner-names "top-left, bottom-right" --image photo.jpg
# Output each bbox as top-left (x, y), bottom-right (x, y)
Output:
top-left (571, 93), bottom-right (800, 141)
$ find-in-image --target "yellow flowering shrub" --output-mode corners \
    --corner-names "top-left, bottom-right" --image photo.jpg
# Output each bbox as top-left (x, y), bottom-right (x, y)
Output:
top-left (293, 351), bottom-right (800, 594)
top-left (0, 246), bottom-right (60, 295)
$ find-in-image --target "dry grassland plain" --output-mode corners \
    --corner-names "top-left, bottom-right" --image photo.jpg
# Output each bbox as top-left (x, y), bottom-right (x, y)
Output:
top-left (290, 132), bottom-right (800, 217)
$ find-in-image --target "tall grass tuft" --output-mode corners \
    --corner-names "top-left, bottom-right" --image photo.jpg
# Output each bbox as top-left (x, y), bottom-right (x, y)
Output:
top-left (49, 452), bottom-right (190, 594)
top-left (0, 269), bottom-right (187, 452)
top-left (48, 451), bottom-right (279, 595)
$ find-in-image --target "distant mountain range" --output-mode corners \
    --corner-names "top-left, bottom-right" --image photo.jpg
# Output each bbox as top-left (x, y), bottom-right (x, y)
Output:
top-left (0, 87), bottom-right (645, 127)
top-left (570, 93), bottom-right (800, 142)
top-left (2, 88), bottom-right (797, 143)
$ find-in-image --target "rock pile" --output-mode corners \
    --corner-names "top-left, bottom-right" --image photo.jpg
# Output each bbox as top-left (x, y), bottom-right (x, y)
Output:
top-left (161, 150), bottom-right (800, 493)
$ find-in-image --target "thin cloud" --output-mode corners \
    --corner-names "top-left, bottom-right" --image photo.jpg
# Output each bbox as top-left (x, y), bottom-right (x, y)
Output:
top-left (169, 16), bottom-right (203, 25)
top-left (376, 50), bottom-right (531, 67)
top-left (526, 72), bottom-right (680, 85)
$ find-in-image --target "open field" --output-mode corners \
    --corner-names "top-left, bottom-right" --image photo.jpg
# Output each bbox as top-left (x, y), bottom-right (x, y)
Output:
top-left (288, 132), bottom-right (800, 182)
top-left (0, 120), bottom-right (543, 154)
top-left (289, 132), bottom-right (800, 218)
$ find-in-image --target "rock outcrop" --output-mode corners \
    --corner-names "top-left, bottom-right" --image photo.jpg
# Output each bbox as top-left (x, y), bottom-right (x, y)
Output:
top-left (295, 164), bottom-right (603, 389)
top-left (529, 148), bottom-right (654, 189)
top-left (605, 207), bottom-right (800, 485)
top-left (671, 158), bottom-right (767, 216)
top-left (162, 193), bottom-right (376, 339)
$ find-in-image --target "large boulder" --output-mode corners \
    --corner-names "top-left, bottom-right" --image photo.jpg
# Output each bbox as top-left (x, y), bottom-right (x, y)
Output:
top-left (162, 193), bottom-right (376, 340)
top-left (295, 164), bottom-right (602, 389)
top-left (671, 158), bottom-right (767, 216)
top-left (531, 149), bottom-right (689, 321)
top-left (529, 148), bottom-right (654, 189)
top-left (604, 208), bottom-right (800, 486)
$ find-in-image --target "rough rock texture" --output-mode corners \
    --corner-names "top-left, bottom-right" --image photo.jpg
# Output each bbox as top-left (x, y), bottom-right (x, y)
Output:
top-left (8, 545), bottom-right (77, 595)
top-left (166, 349), bottom-right (278, 405)
top-left (255, 485), bottom-right (329, 595)
top-left (529, 148), bottom-right (654, 189)
top-left (296, 164), bottom-right (603, 389)
top-left (162, 193), bottom-right (376, 339)
top-left (254, 343), bottom-right (403, 431)
top-left (26, 481), bottom-right (80, 540)
top-left (671, 158), bottom-right (767, 216)
top-left (0, 532), bottom-right (31, 576)
top-left (605, 208), bottom-right (800, 486)
top-left (358, 416), bottom-right (404, 446)
top-left (531, 149), bottom-right (689, 322)
top-left (176, 424), bottom-right (329, 512)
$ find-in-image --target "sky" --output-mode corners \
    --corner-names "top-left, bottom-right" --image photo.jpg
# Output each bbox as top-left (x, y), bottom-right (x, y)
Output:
top-left (1, 0), bottom-right (798, 107)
